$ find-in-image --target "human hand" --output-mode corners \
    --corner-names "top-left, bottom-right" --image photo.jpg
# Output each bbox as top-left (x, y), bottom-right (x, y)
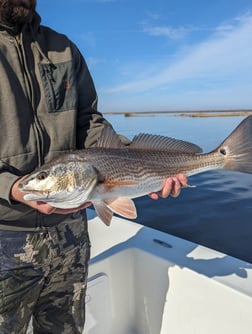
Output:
top-left (149, 173), bottom-right (188, 200)
top-left (10, 176), bottom-right (91, 215)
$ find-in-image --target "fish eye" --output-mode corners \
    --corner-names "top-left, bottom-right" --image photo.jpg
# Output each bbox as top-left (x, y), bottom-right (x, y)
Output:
top-left (219, 148), bottom-right (227, 156)
top-left (36, 171), bottom-right (48, 180)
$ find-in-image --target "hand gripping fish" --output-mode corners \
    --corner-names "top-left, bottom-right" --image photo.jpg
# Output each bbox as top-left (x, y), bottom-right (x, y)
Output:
top-left (19, 116), bottom-right (252, 226)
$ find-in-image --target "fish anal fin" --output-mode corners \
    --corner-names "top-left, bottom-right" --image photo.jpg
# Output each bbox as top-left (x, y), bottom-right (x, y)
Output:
top-left (93, 201), bottom-right (113, 226)
top-left (104, 197), bottom-right (137, 220)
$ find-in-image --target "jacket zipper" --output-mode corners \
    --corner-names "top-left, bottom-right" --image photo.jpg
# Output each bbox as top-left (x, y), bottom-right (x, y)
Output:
top-left (15, 33), bottom-right (47, 227)
top-left (15, 34), bottom-right (44, 167)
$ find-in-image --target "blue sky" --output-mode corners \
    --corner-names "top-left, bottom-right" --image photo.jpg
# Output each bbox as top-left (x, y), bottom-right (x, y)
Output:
top-left (37, 0), bottom-right (252, 112)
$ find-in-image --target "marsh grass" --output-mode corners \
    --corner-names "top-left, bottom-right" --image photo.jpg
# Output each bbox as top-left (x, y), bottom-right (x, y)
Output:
top-left (104, 110), bottom-right (252, 118)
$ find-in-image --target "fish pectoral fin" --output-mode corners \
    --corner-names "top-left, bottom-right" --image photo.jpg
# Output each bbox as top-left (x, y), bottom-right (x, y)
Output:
top-left (104, 197), bottom-right (137, 220)
top-left (93, 201), bottom-right (113, 226)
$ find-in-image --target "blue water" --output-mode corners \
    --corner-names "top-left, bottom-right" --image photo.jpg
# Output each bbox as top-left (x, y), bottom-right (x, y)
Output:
top-left (105, 113), bottom-right (252, 263)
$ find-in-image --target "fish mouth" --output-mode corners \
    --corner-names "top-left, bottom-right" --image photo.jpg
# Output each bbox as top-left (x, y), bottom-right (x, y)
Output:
top-left (20, 186), bottom-right (47, 195)
top-left (19, 180), bottom-right (49, 194)
top-left (20, 186), bottom-right (51, 199)
top-left (23, 191), bottom-right (53, 203)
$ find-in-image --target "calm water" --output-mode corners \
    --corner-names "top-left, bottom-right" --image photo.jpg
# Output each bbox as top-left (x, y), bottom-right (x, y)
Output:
top-left (104, 113), bottom-right (252, 263)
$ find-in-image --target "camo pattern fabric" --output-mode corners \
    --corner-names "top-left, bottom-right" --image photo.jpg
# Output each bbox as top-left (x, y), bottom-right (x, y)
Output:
top-left (0, 213), bottom-right (90, 334)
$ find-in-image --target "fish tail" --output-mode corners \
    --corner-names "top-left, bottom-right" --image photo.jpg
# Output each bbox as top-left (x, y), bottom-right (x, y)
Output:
top-left (217, 116), bottom-right (252, 174)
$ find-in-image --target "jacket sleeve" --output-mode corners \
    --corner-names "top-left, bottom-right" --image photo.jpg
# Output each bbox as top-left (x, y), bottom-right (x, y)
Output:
top-left (0, 161), bottom-right (21, 203)
top-left (71, 43), bottom-right (113, 149)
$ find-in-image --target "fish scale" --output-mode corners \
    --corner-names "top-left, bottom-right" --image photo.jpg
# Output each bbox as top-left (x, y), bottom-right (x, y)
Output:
top-left (19, 116), bottom-right (252, 225)
top-left (82, 148), bottom-right (224, 181)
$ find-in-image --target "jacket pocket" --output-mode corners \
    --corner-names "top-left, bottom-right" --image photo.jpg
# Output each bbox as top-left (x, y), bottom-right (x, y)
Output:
top-left (39, 61), bottom-right (77, 113)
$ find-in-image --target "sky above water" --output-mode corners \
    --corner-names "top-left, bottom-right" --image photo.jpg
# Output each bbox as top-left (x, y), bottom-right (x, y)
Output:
top-left (37, 0), bottom-right (252, 112)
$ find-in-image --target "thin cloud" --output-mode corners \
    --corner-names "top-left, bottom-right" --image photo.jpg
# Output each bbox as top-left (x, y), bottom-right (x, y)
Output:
top-left (145, 11), bottom-right (161, 21)
top-left (104, 14), bottom-right (252, 94)
top-left (142, 25), bottom-right (191, 39)
top-left (215, 12), bottom-right (252, 34)
top-left (87, 56), bottom-right (107, 67)
top-left (141, 10), bottom-right (193, 40)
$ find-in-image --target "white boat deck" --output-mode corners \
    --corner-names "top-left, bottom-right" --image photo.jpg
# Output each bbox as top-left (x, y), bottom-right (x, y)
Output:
top-left (85, 210), bottom-right (252, 334)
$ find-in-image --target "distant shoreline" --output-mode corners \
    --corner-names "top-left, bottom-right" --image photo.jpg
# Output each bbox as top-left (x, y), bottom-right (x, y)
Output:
top-left (103, 110), bottom-right (252, 117)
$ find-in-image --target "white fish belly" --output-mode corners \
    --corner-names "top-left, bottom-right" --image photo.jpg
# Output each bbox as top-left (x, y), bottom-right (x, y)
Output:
top-left (90, 177), bottom-right (165, 201)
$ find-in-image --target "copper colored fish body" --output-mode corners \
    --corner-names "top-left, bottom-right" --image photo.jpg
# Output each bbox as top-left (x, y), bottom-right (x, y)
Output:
top-left (19, 116), bottom-right (252, 225)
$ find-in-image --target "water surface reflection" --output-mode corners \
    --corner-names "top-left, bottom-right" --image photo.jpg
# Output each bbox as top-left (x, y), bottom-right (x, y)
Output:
top-left (104, 114), bottom-right (252, 263)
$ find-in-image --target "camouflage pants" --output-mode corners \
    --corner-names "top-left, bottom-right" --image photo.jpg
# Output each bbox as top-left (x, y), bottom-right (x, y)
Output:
top-left (0, 214), bottom-right (90, 334)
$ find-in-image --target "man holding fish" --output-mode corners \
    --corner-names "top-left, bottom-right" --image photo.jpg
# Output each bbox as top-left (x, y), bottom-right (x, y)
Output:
top-left (0, 1), bottom-right (186, 333)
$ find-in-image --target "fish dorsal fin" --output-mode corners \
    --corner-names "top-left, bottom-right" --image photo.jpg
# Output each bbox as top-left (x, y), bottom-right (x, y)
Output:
top-left (96, 126), bottom-right (202, 153)
top-left (96, 126), bottom-right (125, 149)
top-left (129, 133), bottom-right (203, 154)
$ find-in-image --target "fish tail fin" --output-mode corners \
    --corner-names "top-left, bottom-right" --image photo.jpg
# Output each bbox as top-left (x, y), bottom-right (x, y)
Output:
top-left (218, 116), bottom-right (252, 174)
